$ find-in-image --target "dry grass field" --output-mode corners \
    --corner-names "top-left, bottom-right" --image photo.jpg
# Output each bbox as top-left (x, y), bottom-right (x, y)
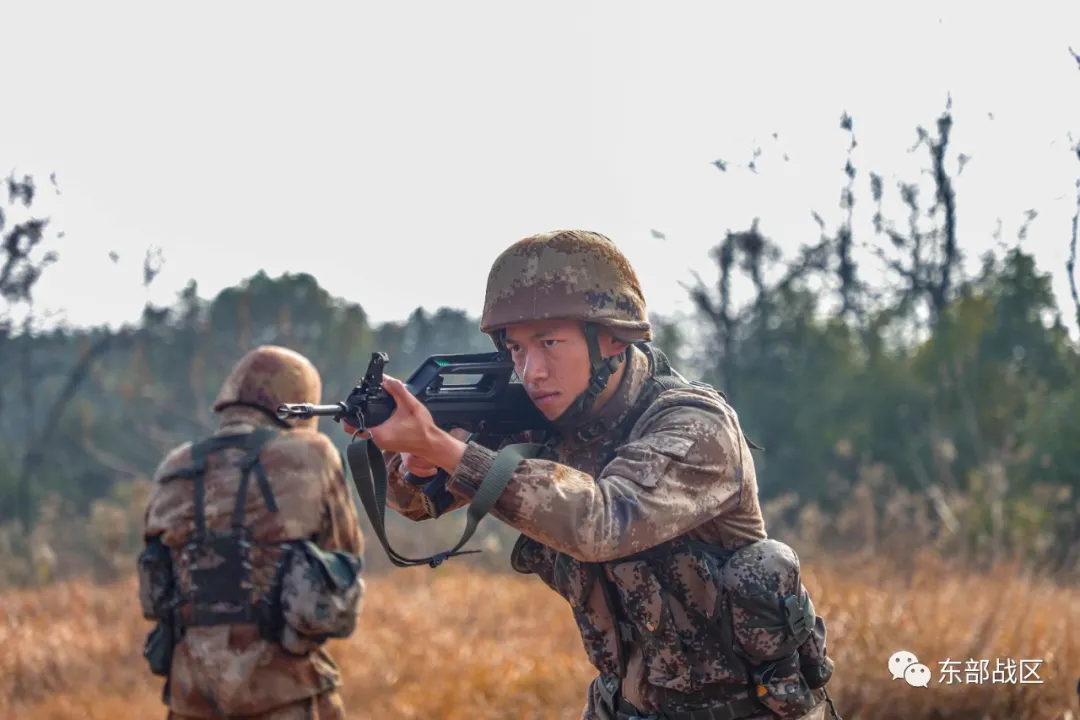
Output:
top-left (2, 553), bottom-right (1079, 719)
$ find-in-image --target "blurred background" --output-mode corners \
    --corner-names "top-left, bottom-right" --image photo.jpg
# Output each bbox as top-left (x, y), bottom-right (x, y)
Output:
top-left (1, 2), bottom-right (1079, 718)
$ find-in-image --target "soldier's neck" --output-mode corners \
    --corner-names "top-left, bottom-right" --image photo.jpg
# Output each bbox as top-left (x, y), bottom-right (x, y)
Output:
top-left (590, 355), bottom-right (628, 414)
top-left (557, 346), bottom-right (648, 444)
top-left (217, 405), bottom-right (279, 430)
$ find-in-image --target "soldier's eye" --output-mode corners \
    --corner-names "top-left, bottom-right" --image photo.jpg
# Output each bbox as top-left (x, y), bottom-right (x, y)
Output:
top-left (543, 339), bottom-right (561, 349)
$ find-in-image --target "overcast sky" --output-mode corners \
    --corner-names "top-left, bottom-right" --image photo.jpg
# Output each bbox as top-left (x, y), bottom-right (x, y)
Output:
top-left (3, 2), bottom-right (1079, 336)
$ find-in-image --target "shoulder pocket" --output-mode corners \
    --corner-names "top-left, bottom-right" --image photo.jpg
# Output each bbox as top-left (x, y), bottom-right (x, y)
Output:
top-left (637, 432), bottom-right (695, 460)
top-left (605, 432), bottom-right (696, 488)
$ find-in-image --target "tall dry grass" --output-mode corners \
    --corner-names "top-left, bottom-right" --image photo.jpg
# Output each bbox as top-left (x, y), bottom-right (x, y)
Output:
top-left (2, 554), bottom-right (1078, 720)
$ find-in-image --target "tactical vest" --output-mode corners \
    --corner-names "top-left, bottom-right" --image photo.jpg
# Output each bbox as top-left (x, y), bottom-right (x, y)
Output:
top-left (158, 427), bottom-right (290, 635)
top-left (509, 346), bottom-right (833, 719)
top-left (140, 426), bottom-right (367, 701)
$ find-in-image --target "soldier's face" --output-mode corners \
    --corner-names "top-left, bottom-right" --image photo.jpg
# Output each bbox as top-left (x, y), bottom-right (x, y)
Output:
top-left (503, 320), bottom-right (626, 420)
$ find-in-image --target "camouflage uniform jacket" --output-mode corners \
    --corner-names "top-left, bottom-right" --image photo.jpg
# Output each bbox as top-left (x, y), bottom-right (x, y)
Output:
top-left (384, 346), bottom-right (824, 719)
top-left (143, 407), bottom-right (364, 718)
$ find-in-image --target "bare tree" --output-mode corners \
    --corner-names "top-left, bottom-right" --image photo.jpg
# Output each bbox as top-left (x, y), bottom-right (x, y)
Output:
top-left (835, 112), bottom-right (863, 322)
top-left (687, 229), bottom-right (740, 396)
top-left (1, 169), bottom-right (156, 532)
top-left (685, 218), bottom-right (832, 402)
top-left (1, 172), bottom-right (60, 530)
top-left (869, 97), bottom-right (963, 329)
top-left (1067, 47), bottom-right (1080, 334)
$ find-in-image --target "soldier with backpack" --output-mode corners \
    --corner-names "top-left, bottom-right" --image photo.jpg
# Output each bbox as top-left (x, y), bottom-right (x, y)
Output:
top-left (139, 345), bottom-right (366, 720)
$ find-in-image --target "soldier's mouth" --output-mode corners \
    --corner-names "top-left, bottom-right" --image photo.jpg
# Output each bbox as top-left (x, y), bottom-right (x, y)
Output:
top-left (531, 392), bottom-right (560, 407)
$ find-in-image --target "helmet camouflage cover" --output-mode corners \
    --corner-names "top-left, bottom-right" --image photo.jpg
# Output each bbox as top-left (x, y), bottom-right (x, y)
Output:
top-left (480, 229), bottom-right (652, 344)
top-left (213, 345), bottom-right (323, 431)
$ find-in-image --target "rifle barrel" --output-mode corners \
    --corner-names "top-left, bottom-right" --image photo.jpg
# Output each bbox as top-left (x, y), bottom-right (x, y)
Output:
top-left (275, 403), bottom-right (344, 421)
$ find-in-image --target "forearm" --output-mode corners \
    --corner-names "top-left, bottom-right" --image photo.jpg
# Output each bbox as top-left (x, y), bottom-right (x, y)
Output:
top-left (383, 448), bottom-right (471, 521)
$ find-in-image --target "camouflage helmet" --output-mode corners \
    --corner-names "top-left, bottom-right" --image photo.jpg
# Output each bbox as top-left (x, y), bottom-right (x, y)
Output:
top-left (213, 345), bottom-right (322, 431)
top-left (481, 230), bottom-right (652, 427)
top-left (479, 230), bottom-right (652, 343)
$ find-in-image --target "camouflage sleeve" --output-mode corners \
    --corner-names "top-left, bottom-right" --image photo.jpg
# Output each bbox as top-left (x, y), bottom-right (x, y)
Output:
top-left (382, 428), bottom-right (534, 522)
top-left (445, 403), bottom-right (749, 563)
top-left (316, 442), bottom-right (364, 556)
top-left (139, 445), bottom-right (189, 619)
top-left (143, 443), bottom-right (191, 542)
top-left (382, 449), bottom-right (471, 522)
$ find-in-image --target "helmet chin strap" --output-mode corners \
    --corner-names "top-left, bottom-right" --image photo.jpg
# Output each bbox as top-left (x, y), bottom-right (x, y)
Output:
top-left (551, 323), bottom-right (623, 429)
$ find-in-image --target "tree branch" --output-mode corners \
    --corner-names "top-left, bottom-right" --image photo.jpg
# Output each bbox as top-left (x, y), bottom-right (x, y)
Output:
top-left (81, 435), bottom-right (148, 480)
top-left (1068, 175), bottom-right (1080, 333)
top-left (17, 329), bottom-right (135, 529)
top-left (1069, 48), bottom-right (1080, 333)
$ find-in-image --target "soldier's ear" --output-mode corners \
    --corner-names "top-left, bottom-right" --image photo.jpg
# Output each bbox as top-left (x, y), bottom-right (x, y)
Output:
top-left (598, 328), bottom-right (629, 358)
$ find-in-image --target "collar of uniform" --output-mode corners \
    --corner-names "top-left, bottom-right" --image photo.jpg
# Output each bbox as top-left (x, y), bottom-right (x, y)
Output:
top-left (217, 405), bottom-right (277, 432)
top-left (561, 345), bottom-right (651, 447)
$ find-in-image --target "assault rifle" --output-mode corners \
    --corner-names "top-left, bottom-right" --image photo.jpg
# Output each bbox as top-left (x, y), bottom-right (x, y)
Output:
top-left (276, 351), bottom-right (553, 568)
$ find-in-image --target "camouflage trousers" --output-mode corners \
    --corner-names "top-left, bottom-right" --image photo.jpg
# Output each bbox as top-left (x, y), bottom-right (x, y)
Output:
top-left (167, 690), bottom-right (346, 720)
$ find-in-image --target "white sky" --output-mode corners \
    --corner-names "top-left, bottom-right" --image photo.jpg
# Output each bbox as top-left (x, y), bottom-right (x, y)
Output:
top-left (2, 2), bottom-right (1079, 336)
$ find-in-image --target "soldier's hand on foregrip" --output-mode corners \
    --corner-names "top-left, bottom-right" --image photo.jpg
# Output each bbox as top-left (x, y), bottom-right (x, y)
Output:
top-left (401, 452), bottom-right (439, 479)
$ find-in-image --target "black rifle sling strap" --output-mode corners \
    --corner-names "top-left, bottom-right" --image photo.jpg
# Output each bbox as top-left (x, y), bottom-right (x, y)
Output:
top-left (345, 440), bottom-right (429, 568)
top-left (345, 438), bottom-right (544, 568)
top-left (338, 449), bottom-right (366, 523)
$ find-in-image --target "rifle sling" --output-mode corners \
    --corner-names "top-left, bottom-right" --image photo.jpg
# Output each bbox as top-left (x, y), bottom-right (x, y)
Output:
top-left (345, 439), bottom-right (543, 569)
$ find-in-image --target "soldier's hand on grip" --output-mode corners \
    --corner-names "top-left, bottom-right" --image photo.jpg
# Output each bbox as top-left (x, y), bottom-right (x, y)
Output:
top-left (363, 376), bottom-right (439, 456)
top-left (401, 453), bottom-right (439, 477)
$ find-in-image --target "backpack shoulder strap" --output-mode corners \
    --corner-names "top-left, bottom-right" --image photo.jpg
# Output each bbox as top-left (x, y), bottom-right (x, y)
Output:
top-left (159, 428), bottom-right (282, 536)
top-left (159, 436), bottom-right (217, 538)
top-left (631, 343), bottom-right (762, 450)
top-left (228, 427), bottom-right (281, 529)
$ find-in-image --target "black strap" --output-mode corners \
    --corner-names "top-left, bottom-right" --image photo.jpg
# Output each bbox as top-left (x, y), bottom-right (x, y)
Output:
top-left (194, 470), bottom-right (208, 537)
top-left (252, 461), bottom-right (278, 512)
top-left (161, 428), bottom-right (280, 537)
top-left (345, 440), bottom-right (436, 568)
top-left (230, 429), bottom-right (280, 528)
top-left (338, 449), bottom-right (367, 522)
top-left (616, 695), bottom-right (761, 720)
top-left (181, 440), bottom-right (212, 537)
top-left (188, 605), bottom-right (259, 627)
top-left (231, 459), bottom-right (254, 530)
top-left (344, 438), bottom-right (544, 568)
top-left (633, 343), bottom-right (763, 451)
